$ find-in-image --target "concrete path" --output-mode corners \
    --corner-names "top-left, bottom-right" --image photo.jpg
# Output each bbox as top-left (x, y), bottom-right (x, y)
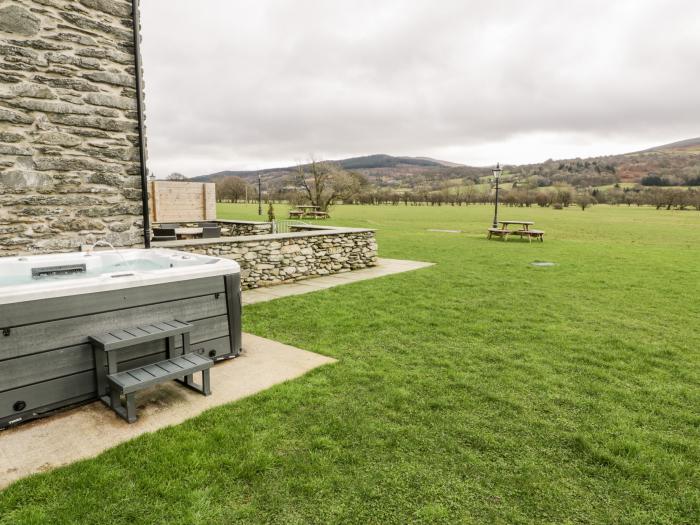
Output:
top-left (0, 257), bottom-right (433, 489)
top-left (243, 257), bottom-right (433, 305)
top-left (0, 334), bottom-right (335, 490)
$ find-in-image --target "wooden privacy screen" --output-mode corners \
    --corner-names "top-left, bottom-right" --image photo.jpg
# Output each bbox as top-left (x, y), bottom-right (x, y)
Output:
top-left (148, 181), bottom-right (216, 223)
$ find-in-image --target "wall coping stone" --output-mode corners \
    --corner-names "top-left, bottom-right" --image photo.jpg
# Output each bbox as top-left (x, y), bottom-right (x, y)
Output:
top-left (155, 227), bottom-right (376, 248)
top-left (215, 219), bottom-right (271, 226)
top-left (153, 219), bottom-right (270, 226)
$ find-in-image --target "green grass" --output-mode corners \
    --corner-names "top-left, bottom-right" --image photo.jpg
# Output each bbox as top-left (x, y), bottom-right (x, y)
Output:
top-left (1, 204), bottom-right (699, 524)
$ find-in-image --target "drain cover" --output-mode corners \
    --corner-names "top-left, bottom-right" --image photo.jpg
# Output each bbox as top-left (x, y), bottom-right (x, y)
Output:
top-left (531, 261), bottom-right (556, 267)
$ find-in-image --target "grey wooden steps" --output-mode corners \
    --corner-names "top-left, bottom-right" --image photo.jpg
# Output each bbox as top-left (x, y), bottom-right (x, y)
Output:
top-left (89, 320), bottom-right (213, 423)
top-left (108, 353), bottom-right (212, 394)
top-left (89, 320), bottom-right (192, 352)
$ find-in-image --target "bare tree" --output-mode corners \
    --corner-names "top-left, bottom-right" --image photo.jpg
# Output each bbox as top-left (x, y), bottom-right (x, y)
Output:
top-left (295, 160), bottom-right (356, 211)
top-left (689, 189), bottom-right (700, 211)
top-left (215, 176), bottom-right (248, 202)
top-left (296, 161), bottom-right (331, 210)
top-left (554, 186), bottom-right (574, 207)
top-left (166, 172), bottom-right (187, 181)
top-left (575, 193), bottom-right (596, 210)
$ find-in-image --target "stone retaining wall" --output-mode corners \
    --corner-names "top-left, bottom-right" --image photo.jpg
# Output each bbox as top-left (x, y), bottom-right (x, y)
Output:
top-left (0, 0), bottom-right (144, 255)
top-left (218, 220), bottom-right (272, 237)
top-left (158, 228), bottom-right (377, 289)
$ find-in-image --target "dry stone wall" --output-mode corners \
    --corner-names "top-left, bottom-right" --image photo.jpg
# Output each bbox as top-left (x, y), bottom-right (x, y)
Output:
top-left (218, 220), bottom-right (273, 237)
top-left (0, 0), bottom-right (144, 255)
top-left (163, 229), bottom-right (378, 289)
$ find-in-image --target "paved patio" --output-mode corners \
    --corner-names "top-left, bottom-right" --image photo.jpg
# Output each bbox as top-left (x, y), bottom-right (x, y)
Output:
top-left (0, 257), bottom-right (433, 489)
top-left (243, 257), bottom-right (433, 304)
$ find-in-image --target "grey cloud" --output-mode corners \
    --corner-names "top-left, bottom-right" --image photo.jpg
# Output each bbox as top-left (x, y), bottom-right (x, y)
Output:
top-left (140, 0), bottom-right (700, 176)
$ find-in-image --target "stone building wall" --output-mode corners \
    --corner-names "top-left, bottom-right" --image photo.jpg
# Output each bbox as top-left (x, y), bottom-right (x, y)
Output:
top-left (0, 0), bottom-right (144, 255)
top-left (158, 228), bottom-right (378, 289)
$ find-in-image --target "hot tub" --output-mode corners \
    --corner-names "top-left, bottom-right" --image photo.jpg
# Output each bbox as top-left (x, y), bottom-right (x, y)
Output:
top-left (0, 248), bottom-right (242, 429)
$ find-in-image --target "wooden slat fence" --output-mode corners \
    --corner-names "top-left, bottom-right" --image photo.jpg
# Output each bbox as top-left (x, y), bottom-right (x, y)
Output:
top-left (149, 181), bottom-right (216, 223)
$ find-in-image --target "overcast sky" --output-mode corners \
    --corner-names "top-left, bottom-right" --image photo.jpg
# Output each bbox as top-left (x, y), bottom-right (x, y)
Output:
top-left (140, 0), bottom-right (700, 178)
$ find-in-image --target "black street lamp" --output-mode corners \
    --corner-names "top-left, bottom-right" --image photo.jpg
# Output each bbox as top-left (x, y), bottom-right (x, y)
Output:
top-left (492, 163), bottom-right (503, 228)
top-left (257, 174), bottom-right (262, 216)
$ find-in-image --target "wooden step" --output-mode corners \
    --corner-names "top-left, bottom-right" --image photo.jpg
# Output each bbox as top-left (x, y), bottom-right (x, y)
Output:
top-left (89, 320), bottom-right (192, 352)
top-left (108, 352), bottom-right (212, 394)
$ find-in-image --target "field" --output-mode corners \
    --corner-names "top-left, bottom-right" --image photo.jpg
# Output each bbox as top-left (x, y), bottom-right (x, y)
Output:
top-left (1, 204), bottom-right (699, 524)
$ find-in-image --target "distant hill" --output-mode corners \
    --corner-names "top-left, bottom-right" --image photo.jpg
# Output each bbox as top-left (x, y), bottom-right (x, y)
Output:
top-left (641, 137), bottom-right (700, 153)
top-left (191, 154), bottom-right (455, 184)
top-left (191, 137), bottom-right (700, 189)
top-left (508, 137), bottom-right (700, 187)
top-left (413, 157), bottom-right (464, 168)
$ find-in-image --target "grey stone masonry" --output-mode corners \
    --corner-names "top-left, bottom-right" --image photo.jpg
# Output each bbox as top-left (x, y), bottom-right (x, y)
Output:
top-left (217, 220), bottom-right (273, 237)
top-left (0, 0), bottom-right (144, 255)
top-left (156, 228), bottom-right (378, 290)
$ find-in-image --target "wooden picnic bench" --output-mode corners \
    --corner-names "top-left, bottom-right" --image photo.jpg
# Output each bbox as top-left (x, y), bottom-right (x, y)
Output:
top-left (487, 227), bottom-right (513, 240)
top-left (487, 221), bottom-right (544, 242)
top-left (90, 320), bottom-right (212, 423)
top-left (288, 207), bottom-right (330, 219)
top-left (512, 229), bottom-right (545, 242)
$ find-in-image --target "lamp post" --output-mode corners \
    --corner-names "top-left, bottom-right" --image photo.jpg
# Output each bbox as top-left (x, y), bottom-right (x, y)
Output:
top-left (257, 174), bottom-right (262, 216)
top-left (492, 163), bottom-right (502, 228)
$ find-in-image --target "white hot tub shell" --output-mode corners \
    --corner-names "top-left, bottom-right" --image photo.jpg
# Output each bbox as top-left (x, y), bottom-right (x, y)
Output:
top-left (0, 248), bottom-right (242, 428)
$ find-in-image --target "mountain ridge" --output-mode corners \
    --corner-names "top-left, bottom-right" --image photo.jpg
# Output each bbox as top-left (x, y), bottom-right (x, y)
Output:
top-left (190, 154), bottom-right (456, 182)
top-left (189, 137), bottom-right (700, 189)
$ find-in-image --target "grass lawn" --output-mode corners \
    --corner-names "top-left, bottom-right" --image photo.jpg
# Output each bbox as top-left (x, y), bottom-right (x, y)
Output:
top-left (1, 204), bottom-right (699, 524)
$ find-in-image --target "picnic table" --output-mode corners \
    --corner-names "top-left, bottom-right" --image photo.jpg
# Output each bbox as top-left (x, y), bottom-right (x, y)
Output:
top-left (288, 205), bottom-right (330, 219)
top-left (488, 220), bottom-right (544, 242)
top-left (499, 220), bottom-right (534, 230)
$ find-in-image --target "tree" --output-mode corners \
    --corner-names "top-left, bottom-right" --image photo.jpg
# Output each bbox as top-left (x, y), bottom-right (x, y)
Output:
top-left (535, 192), bottom-right (550, 207)
top-left (166, 172), bottom-right (187, 181)
top-left (295, 160), bottom-right (363, 211)
top-left (336, 171), bottom-right (370, 204)
top-left (688, 189), bottom-right (700, 211)
top-left (554, 186), bottom-right (574, 207)
top-left (575, 193), bottom-right (596, 211)
top-left (641, 174), bottom-right (667, 186)
top-left (296, 160), bottom-right (334, 211)
top-left (215, 176), bottom-right (248, 202)
top-left (644, 188), bottom-right (667, 210)
top-left (267, 201), bottom-right (275, 222)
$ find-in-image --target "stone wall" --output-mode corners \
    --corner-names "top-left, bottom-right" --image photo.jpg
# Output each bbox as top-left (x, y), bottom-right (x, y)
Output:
top-left (158, 228), bottom-right (378, 289)
top-left (0, 0), bottom-right (144, 255)
top-left (218, 220), bottom-right (273, 237)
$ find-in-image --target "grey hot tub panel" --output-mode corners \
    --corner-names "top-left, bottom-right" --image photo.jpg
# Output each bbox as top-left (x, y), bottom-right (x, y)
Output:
top-left (0, 274), bottom-right (242, 428)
